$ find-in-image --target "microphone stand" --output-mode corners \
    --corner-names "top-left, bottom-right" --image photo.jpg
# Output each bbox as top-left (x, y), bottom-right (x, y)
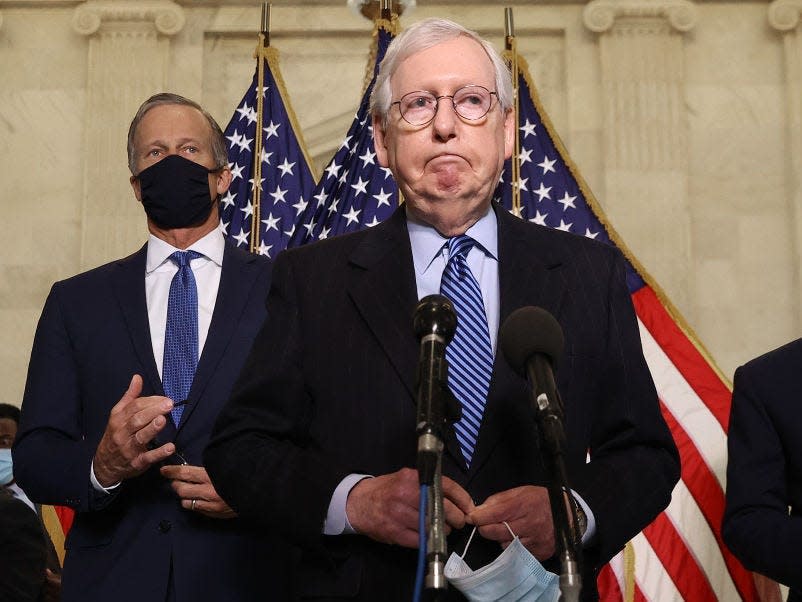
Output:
top-left (527, 371), bottom-right (583, 602)
top-left (417, 379), bottom-right (458, 601)
top-left (412, 295), bottom-right (458, 602)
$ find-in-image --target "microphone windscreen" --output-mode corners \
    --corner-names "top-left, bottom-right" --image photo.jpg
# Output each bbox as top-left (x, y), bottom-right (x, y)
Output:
top-left (500, 306), bottom-right (564, 375)
top-left (413, 294), bottom-right (458, 342)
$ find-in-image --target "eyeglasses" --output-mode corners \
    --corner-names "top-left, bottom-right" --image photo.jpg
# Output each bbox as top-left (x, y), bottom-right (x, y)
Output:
top-left (391, 85), bottom-right (498, 126)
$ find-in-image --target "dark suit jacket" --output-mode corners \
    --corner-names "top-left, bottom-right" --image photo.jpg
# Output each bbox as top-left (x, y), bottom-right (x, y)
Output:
top-left (205, 205), bottom-right (679, 601)
top-left (0, 489), bottom-right (47, 602)
top-left (723, 338), bottom-right (802, 594)
top-left (14, 242), bottom-right (291, 602)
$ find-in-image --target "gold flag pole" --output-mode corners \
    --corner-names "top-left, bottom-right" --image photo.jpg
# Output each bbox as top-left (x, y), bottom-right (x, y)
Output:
top-left (250, 2), bottom-right (271, 254)
top-left (504, 8), bottom-right (521, 217)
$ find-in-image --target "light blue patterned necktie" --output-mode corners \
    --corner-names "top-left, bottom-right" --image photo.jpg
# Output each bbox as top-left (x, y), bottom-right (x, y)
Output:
top-left (440, 235), bottom-right (493, 467)
top-left (163, 250), bottom-right (202, 425)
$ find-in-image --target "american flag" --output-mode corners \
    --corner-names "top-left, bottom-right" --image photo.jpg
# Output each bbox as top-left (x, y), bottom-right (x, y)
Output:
top-left (289, 21), bottom-right (398, 246)
top-left (499, 56), bottom-right (759, 601)
top-left (221, 45), bottom-right (317, 257)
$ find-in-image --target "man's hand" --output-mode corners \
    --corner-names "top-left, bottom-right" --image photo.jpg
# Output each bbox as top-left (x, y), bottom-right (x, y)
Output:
top-left (160, 464), bottom-right (237, 519)
top-left (468, 485), bottom-right (555, 560)
top-left (41, 569), bottom-right (61, 602)
top-left (345, 467), bottom-right (475, 548)
top-left (93, 375), bottom-right (176, 487)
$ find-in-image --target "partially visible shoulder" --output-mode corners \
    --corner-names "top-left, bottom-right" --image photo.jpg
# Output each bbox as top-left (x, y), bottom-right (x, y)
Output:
top-left (501, 208), bottom-right (624, 267)
top-left (738, 338), bottom-right (802, 380)
top-left (224, 242), bottom-right (272, 273)
top-left (48, 246), bottom-right (146, 297)
top-left (273, 226), bottom-right (379, 269)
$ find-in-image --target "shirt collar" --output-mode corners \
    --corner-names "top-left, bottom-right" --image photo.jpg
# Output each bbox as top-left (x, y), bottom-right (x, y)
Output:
top-left (146, 227), bottom-right (225, 274)
top-left (407, 204), bottom-right (498, 277)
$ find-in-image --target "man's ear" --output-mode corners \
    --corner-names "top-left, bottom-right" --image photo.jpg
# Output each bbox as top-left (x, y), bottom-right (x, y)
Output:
top-left (215, 166), bottom-right (233, 196)
top-left (503, 108), bottom-right (515, 161)
top-left (130, 175), bottom-right (142, 203)
top-left (372, 114), bottom-right (389, 168)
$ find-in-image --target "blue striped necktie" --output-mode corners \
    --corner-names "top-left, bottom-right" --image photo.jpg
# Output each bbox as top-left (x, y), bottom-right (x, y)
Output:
top-left (163, 250), bottom-right (202, 425)
top-left (440, 235), bottom-right (493, 467)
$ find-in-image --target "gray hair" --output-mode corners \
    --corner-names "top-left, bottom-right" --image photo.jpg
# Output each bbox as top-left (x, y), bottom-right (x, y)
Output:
top-left (127, 93), bottom-right (228, 174)
top-left (370, 18), bottom-right (513, 126)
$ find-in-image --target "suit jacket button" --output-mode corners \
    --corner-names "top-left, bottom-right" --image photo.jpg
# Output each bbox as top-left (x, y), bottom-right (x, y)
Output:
top-left (158, 520), bottom-right (172, 533)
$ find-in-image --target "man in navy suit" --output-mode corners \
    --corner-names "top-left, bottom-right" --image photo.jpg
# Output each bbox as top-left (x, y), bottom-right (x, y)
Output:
top-left (13, 93), bottom-right (290, 601)
top-left (723, 340), bottom-right (802, 602)
top-left (205, 19), bottom-right (679, 601)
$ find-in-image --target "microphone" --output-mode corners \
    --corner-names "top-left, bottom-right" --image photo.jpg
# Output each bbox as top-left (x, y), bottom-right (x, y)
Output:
top-left (500, 306), bottom-right (564, 419)
top-left (500, 307), bottom-right (583, 601)
top-left (413, 294), bottom-right (457, 485)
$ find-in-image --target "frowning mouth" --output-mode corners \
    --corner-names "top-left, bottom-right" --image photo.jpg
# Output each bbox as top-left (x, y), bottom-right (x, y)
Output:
top-left (427, 153), bottom-right (465, 166)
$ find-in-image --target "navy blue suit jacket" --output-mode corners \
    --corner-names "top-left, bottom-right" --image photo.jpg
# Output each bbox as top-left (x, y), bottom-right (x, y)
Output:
top-left (723, 338), bottom-right (802, 592)
top-left (205, 205), bottom-right (679, 601)
top-left (14, 242), bottom-right (291, 602)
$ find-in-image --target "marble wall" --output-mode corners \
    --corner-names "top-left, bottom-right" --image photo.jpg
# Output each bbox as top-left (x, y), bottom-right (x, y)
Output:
top-left (1, 0), bottom-right (800, 404)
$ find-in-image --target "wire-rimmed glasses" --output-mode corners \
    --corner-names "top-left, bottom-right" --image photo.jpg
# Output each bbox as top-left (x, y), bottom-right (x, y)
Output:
top-left (391, 85), bottom-right (498, 126)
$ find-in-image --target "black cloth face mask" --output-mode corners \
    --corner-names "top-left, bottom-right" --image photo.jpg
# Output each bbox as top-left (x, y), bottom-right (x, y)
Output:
top-left (137, 154), bottom-right (218, 229)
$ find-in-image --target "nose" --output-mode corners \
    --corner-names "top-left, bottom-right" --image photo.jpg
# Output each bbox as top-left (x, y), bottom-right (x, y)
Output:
top-left (431, 96), bottom-right (458, 141)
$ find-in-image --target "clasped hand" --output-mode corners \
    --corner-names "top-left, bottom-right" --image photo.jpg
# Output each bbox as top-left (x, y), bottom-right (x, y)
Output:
top-left (92, 374), bottom-right (236, 518)
top-left (347, 472), bottom-right (555, 560)
top-left (93, 374), bottom-right (176, 487)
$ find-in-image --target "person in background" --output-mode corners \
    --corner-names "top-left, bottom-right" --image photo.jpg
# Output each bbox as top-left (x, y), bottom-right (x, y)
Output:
top-left (723, 339), bottom-right (802, 602)
top-left (0, 403), bottom-right (60, 602)
top-left (13, 93), bottom-right (291, 602)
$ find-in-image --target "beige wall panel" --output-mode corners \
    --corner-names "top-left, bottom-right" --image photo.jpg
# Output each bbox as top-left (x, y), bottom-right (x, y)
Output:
top-left (2, 0), bottom-right (801, 404)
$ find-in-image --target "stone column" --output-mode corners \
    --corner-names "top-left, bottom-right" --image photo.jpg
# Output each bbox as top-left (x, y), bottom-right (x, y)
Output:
top-left (769, 0), bottom-right (802, 326)
top-left (72, 0), bottom-right (185, 270)
top-left (583, 0), bottom-right (697, 310)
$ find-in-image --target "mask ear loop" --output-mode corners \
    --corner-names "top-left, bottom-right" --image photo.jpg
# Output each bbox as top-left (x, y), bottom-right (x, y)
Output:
top-left (459, 521), bottom-right (517, 559)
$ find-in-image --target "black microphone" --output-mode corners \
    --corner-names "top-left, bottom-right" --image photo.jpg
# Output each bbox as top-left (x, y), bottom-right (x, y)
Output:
top-left (500, 307), bottom-right (583, 601)
top-left (500, 306), bottom-right (564, 419)
top-left (413, 294), bottom-right (457, 485)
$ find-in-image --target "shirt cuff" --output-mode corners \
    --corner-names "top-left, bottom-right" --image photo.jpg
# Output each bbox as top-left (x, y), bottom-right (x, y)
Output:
top-left (90, 459), bottom-right (122, 494)
top-left (571, 489), bottom-right (596, 545)
top-left (323, 473), bottom-right (372, 535)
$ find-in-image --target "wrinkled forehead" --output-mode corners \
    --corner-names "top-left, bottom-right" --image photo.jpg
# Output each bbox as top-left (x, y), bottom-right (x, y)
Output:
top-left (134, 104), bottom-right (211, 147)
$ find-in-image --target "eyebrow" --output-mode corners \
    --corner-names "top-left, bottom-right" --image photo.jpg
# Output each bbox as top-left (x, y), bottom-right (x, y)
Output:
top-left (141, 137), bottom-right (206, 151)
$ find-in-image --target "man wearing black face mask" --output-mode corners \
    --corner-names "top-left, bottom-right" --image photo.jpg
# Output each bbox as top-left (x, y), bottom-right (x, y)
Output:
top-left (13, 93), bottom-right (292, 602)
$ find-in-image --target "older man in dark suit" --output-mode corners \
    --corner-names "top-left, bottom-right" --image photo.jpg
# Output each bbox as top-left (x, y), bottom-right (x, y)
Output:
top-left (14, 93), bottom-right (290, 602)
top-left (205, 18), bottom-right (679, 601)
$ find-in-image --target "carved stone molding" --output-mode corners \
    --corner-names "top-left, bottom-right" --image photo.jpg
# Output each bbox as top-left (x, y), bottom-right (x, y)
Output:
top-left (769, 0), bottom-right (802, 31)
top-left (72, 0), bottom-right (185, 37)
top-left (583, 0), bottom-right (698, 34)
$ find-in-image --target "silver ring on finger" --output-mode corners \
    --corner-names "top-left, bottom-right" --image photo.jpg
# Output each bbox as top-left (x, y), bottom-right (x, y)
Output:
top-left (191, 499), bottom-right (197, 511)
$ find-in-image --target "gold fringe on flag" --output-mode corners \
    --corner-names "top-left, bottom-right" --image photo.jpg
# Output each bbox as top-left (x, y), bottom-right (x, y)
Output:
top-left (41, 504), bottom-right (66, 565)
top-left (624, 541), bottom-right (636, 602)
top-left (362, 17), bottom-right (399, 95)
top-left (500, 48), bottom-right (730, 388)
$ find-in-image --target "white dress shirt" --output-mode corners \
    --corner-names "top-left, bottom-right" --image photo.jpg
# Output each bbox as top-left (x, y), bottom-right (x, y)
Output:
top-left (90, 228), bottom-right (225, 493)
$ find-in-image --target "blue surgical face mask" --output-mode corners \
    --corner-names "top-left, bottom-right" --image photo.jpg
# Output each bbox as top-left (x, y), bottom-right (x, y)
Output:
top-left (444, 523), bottom-right (561, 602)
top-left (0, 448), bottom-right (13, 486)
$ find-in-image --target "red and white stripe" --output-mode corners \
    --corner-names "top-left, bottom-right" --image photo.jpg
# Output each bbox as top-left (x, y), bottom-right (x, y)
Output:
top-left (597, 287), bottom-right (758, 601)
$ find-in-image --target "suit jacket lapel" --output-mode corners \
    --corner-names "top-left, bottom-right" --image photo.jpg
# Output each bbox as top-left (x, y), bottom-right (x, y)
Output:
top-left (346, 207), bottom-right (420, 403)
top-left (112, 246), bottom-right (163, 396)
top-left (178, 244), bottom-right (261, 433)
top-left (468, 205), bottom-right (569, 479)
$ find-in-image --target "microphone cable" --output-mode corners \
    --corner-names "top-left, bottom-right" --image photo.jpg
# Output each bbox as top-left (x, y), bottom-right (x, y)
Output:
top-left (412, 483), bottom-right (428, 602)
